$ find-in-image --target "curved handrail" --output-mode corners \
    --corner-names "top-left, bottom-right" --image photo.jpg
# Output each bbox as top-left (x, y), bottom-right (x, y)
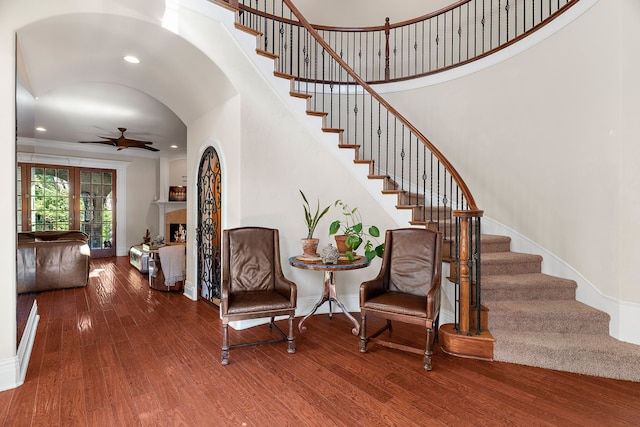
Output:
top-left (284, 0), bottom-right (478, 211)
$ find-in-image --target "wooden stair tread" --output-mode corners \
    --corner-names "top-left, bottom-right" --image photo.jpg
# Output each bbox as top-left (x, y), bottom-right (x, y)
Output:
top-left (290, 91), bottom-right (311, 99)
top-left (274, 71), bottom-right (294, 80)
top-left (234, 22), bottom-right (261, 36)
top-left (256, 49), bottom-right (277, 60)
top-left (306, 110), bottom-right (328, 117)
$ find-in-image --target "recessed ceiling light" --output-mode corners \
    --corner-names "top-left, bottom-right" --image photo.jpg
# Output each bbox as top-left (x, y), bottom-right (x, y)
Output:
top-left (36, 127), bottom-right (46, 132)
top-left (123, 55), bottom-right (140, 64)
top-left (170, 145), bottom-right (178, 149)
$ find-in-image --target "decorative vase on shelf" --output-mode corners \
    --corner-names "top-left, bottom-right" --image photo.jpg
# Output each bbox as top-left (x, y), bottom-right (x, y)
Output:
top-left (301, 238), bottom-right (320, 256)
top-left (320, 243), bottom-right (340, 264)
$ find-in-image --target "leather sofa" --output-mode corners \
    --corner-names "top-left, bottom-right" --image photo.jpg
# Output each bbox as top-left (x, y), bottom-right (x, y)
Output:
top-left (17, 231), bottom-right (90, 294)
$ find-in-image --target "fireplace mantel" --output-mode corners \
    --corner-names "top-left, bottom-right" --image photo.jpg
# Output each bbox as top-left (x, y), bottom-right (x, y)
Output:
top-left (154, 201), bottom-right (187, 241)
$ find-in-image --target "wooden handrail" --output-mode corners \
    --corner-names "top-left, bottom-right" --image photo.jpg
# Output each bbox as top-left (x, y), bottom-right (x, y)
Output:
top-left (282, 0), bottom-right (478, 211)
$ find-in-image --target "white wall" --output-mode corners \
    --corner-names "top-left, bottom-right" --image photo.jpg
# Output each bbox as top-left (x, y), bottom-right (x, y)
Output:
top-left (0, 9), bottom-right (18, 390)
top-left (179, 0), bottom-right (400, 305)
top-left (168, 159), bottom-right (187, 187)
top-left (294, 0), bottom-right (453, 26)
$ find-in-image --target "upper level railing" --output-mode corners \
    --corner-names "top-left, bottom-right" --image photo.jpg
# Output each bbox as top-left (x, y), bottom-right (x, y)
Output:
top-left (232, 0), bottom-right (579, 83)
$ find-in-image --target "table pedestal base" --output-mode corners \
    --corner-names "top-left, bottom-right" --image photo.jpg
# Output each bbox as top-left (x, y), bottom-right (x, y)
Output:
top-left (298, 271), bottom-right (360, 335)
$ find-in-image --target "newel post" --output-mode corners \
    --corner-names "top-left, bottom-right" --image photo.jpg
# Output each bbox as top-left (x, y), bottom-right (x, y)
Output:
top-left (453, 209), bottom-right (483, 336)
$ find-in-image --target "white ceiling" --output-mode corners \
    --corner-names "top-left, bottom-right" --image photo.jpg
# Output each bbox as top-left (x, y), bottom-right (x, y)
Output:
top-left (16, 12), bottom-right (232, 154)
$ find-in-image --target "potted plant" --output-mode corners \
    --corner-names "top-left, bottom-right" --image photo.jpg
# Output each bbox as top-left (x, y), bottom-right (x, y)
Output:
top-left (329, 200), bottom-right (384, 261)
top-left (300, 190), bottom-right (331, 256)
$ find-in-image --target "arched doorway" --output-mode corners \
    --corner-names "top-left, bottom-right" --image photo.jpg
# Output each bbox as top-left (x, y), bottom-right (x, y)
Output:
top-left (197, 146), bottom-right (222, 305)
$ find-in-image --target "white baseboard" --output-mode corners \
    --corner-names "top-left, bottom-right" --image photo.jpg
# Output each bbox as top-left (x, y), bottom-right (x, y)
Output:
top-left (229, 295), bottom-right (360, 330)
top-left (0, 300), bottom-right (39, 392)
top-left (229, 293), bottom-right (457, 331)
top-left (17, 301), bottom-right (39, 383)
top-left (0, 356), bottom-right (19, 393)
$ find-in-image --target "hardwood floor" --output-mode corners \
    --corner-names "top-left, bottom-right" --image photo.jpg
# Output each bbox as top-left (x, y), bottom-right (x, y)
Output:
top-left (1, 256), bottom-right (639, 426)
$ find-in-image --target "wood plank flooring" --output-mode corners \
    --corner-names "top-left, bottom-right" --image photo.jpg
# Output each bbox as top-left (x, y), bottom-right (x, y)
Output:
top-left (1, 256), bottom-right (639, 426)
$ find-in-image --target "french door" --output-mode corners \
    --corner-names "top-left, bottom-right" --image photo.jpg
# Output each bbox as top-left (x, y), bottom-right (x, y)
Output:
top-left (17, 163), bottom-right (116, 257)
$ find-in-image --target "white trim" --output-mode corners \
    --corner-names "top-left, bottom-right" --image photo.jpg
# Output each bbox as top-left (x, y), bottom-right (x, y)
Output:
top-left (19, 138), bottom-right (162, 159)
top-left (16, 301), bottom-right (39, 387)
top-left (0, 356), bottom-right (19, 393)
top-left (16, 152), bottom-right (130, 256)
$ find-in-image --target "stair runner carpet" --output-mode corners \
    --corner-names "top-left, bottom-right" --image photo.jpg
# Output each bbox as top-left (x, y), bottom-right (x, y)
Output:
top-left (481, 234), bottom-right (640, 382)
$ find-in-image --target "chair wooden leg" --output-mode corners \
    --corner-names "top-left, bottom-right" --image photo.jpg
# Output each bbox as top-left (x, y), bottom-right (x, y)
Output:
top-left (423, 327), bottom-right (435, 371)
top-left (359, 312), bottom-right (367, 352)
top-left (287, 314), bottom-right (295, 354)
top-left (221, 322), bottom-right (230, 366)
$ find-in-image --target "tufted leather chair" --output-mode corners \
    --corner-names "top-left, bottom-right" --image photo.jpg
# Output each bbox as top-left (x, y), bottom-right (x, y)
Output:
top-left (221, 227), bottom-right (297, 365)
top-left (359, 228), bottom-right (443, 370)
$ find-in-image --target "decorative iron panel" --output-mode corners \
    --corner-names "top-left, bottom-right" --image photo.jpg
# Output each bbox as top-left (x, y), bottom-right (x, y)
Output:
top-left (197, 147), bottom-right (222, 304)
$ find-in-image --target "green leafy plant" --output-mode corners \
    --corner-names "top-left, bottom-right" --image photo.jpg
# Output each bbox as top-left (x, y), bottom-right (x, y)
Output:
top-left (329, 200), bottom-right (384, 261)
top-left (300, 190), bottom-right (331, 239)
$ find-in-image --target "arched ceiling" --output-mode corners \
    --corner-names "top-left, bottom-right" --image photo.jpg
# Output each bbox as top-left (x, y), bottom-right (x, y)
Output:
top-left (16, 12), bottom-right (235, 154)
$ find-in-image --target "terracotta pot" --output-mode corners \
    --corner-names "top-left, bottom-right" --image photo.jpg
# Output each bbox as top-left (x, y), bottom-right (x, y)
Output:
top-left (301, 238), bottom-right (319, 256)
top-left (334, 235), bottom-right (349, 254)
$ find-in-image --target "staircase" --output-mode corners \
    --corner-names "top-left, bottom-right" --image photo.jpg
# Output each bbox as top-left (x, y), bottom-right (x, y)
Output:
top-left (226, 1), bottom-right (640, 381)
top-left (472, 233), bottom-right (640, 382)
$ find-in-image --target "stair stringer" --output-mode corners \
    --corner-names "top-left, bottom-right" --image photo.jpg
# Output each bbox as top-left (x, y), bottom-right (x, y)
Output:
top-left (220, 23), bottom-right (413, 230)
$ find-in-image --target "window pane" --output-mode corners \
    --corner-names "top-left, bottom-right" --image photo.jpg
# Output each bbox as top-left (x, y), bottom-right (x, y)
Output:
top-left (103, 172), bottom-right (112, 185)
top-left (29, 167), bottom-right (70, 231)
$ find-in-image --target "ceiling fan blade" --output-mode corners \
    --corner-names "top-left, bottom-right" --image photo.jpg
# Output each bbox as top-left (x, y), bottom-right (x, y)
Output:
top-left (80, 128), bottom-right (161, 152)
top-left (78, 140), bottom-right (116, 145)
top-left (120, 137), bottom-right (155, 146)
top-left (140, 145), bottom-right (160, 152)
top-left (119, 140), bottom-right (160, 152)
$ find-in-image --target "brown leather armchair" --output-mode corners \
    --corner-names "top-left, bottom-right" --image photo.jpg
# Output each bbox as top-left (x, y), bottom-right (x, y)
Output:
top-left (221, 227), bottom-right (297, 365)
top-left (359, 228), bottom-right (443, 370)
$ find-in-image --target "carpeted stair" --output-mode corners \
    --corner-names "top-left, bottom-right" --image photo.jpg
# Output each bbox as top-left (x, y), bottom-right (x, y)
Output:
top-left (481, 233), bottom-right (640, 382)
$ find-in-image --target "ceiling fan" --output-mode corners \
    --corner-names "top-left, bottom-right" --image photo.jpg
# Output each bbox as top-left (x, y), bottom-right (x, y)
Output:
top-left (79, 127), bottom-right (159, 152)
